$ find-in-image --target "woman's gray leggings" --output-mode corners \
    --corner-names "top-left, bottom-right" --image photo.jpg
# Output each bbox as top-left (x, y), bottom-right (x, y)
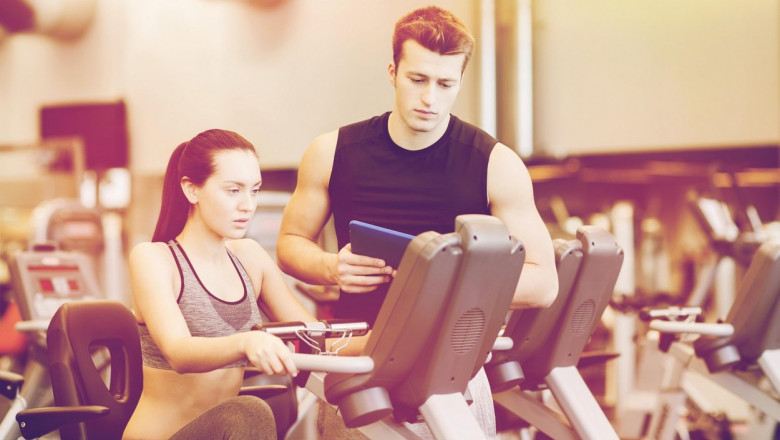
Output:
top-left (168, 395), bottom-right (276, 440)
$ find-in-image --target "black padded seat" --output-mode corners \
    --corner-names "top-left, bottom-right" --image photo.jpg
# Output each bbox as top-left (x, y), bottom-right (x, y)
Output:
top-left (17, 300), bottom-right (142, 440)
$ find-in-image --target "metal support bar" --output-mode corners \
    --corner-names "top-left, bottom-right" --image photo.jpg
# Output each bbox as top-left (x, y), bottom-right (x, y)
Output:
top-left (493, 388), bottom-right (578, 440)
top-left (545, 366), bottom-right (620, 440)
top-left (669, 341), bottom-right (780, 422)
top-left (418, 393), bottom-right (487, 440)
top-left (757, 349), bottom-right (780, 396)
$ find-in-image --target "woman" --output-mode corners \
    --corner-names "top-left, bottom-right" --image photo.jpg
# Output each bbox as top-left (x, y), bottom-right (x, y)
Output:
top-left (123, 129), bottom-right (315, 439)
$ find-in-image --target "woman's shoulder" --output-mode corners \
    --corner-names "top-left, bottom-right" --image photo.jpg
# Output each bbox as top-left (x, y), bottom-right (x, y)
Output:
top-left (225, 238), bottom-right (266, 259)
top-left (129, 241), bottom-right (175, 268)
top-left (226, 239), bottom-right (274, 268)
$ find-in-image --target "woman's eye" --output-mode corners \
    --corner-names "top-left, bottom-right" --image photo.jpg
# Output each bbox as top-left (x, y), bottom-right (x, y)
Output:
top-left (228, 188), bottom-right (240, 194)
top-left (251, 188), bottom-right (261, 195)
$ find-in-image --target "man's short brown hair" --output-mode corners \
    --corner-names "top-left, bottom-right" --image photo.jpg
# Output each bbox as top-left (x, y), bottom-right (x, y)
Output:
top-left (392, 6), bottom-right (475, 73)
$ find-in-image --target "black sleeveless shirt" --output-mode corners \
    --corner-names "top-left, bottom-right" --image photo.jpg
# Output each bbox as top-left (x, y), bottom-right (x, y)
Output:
top-left (328, 112), bottom-right (497, 324)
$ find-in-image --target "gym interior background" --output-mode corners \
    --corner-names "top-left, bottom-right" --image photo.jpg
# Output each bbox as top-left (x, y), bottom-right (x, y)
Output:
top-left (0, 0), bottom-right (779, 439)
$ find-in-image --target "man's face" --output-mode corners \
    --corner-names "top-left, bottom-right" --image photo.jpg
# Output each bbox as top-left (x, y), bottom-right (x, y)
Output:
top-left (389, 39), bottom-right (465, 134)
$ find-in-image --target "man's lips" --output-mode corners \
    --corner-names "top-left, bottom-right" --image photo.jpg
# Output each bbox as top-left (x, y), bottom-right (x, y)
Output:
top-left (414, 109), bottom-right (436, 118)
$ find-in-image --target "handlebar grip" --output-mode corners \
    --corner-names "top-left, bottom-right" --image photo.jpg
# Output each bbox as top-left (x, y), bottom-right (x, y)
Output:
top-left (639, 306), bottom-right (702, 322)
top-left (255, 320), bottom-right (370, 339)
top-left (14, 320), bottom-right (51, 333)
top-left (649, 320), bottom-right (734, 337)
top-left (291, 353), bottom-right (374, 374)
top-left (492, 336), bottom-right (513, 351)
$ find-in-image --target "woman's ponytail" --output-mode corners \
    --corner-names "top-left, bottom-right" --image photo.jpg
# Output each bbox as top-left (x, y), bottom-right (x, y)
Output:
top-left (152, 142), bottom-right (189, 242)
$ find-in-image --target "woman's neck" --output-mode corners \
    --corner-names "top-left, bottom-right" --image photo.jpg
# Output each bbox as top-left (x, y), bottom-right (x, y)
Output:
top-left (176, 221), bottom-right (226, 262)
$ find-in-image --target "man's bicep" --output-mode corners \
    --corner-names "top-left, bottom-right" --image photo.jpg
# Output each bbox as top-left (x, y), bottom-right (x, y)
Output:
top-left (487, 145), bottom-right (552, 263)
top-left (279, 185), bottom-right (331, 241)
top-left (492, 190), bottom-right (549, 259)
top-left (279, 134), bottom-right (336, 241)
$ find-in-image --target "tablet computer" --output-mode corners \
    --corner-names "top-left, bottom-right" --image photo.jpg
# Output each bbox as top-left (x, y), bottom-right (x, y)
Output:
top-left (349, 220), bottom-right (414, 268)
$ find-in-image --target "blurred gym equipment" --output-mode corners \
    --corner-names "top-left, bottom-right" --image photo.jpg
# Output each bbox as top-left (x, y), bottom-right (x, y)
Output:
top-left (638, 239), bottom-right (780, 440)
top-left (488, 226), bottom-right (623, 440)
top-left (0, 243), bottom-right (101, 440)
top-left (294, 215), bottom-right (523, 439)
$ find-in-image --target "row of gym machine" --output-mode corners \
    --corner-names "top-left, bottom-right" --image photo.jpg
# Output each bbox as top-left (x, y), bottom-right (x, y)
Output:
top-left (1, 171), bottom-right (779, 439)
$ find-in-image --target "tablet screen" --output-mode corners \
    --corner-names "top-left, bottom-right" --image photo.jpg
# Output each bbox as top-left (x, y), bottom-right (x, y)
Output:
top-left (349, 221), bottom-right (414, 268)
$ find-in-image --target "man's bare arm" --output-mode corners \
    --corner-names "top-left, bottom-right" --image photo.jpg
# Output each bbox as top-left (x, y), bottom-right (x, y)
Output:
top-left (277, 131), bottom-right (340, 285)
top-left (277, 131), bottom-right (393, 292)
top-left (488, 144), bottom-right (558, 308)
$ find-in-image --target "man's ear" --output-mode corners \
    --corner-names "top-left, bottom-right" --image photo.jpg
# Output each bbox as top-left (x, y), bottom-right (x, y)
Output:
top-left (387, 61), bottom-right (397, 87)
top-left (181, 177), bottom-right (198, 204)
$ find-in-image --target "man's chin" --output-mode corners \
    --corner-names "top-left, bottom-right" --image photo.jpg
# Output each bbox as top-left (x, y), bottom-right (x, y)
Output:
top-left (408, 119), bottom-right (437, 133)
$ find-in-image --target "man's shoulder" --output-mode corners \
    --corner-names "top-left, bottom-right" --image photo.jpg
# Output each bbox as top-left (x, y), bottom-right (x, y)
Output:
top-left (340, 112), bottom-right (388, 130)
top-left (338, 112), bottom-right (389, 145)
top-left (448, 114), bottom-right (499, 157)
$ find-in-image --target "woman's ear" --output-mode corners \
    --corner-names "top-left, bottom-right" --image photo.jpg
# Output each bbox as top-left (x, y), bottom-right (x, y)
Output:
top-left (181, 177), bottom-right (198, 204)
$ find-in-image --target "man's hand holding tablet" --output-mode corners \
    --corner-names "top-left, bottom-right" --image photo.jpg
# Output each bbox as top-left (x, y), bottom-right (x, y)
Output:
top-left (348, 221), bottom-right (414, 269)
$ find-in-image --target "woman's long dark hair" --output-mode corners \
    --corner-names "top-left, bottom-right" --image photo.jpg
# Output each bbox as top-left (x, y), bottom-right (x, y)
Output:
top-left (152, 129), bottom-right (256, 243)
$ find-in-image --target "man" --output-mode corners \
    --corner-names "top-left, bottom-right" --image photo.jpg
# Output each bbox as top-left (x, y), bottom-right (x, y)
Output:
top-left (277, 6), bottom-right (558, 437)
top-left (278, 5), bottom-right (557, 342)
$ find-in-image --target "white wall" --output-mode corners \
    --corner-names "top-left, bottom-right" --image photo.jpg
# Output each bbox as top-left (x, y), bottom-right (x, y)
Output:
top-left (2, 0), bottom-right (778, 170)
top-left (0, 0), bottom-right (123, 145)
top-left (532, 0), bottom-right (780, 156)
top-left (0, 0), bottom-right (482, 173)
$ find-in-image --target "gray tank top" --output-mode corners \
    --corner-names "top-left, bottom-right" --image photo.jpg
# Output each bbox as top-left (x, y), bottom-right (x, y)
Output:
top-left (138, 240), bottom-right (263, 369)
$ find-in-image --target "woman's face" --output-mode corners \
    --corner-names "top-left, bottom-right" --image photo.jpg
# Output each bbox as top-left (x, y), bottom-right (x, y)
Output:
top-left (193, 149), bottom-right (262, 240)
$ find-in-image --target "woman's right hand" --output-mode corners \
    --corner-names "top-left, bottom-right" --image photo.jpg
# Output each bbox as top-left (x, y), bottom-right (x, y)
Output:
top-left (336, 243), bottom-right (394, 294)
top-left (244, 331), bottom-right (298, 377)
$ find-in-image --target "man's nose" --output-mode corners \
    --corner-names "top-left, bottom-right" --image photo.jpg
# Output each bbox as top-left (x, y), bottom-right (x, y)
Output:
top-left (421, 84), bottom-right (436, 106)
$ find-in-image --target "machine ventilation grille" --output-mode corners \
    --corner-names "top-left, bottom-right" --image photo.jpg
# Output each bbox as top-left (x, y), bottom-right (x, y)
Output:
top-left (570, 299), bottom-right (595, 336)
top-left (451, 308), bottom-right (485, 354)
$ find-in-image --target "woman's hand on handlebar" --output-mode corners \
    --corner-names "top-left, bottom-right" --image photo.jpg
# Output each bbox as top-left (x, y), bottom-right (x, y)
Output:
top-left (336, 243), bottom-right (394, 294)
top-left (243, 331), bottom-right (298, 377)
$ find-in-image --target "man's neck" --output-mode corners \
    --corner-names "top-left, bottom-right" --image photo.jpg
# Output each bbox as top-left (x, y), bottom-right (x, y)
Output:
top-left (387, 111), bottom-right (450, 151)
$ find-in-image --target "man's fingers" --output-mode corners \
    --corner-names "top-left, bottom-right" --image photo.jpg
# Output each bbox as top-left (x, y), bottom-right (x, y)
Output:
top-left (347, 255), bottom-right (387, 268)
top-left (341, 282), bottom-right (389, 294)
top-left (342, 273), bottom-right (391, 286)
top-left (338, 262), bottom-right (392, 277)
top-left (341, 243), bottom-right (388, 268)
top-left (359, 265), bottom-right (392, 275)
